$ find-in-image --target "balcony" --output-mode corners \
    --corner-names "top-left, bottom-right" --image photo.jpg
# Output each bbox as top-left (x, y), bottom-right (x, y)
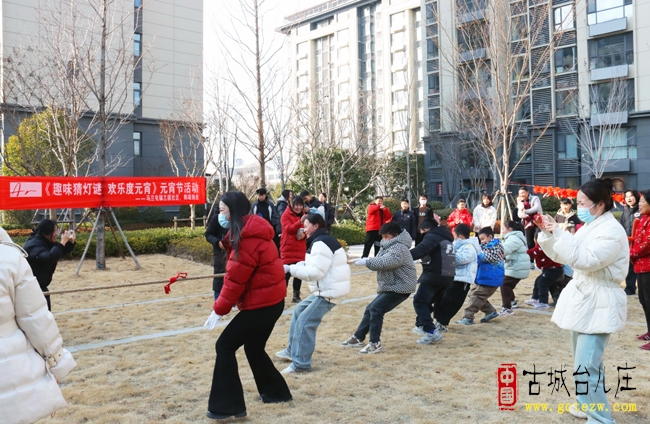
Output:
top-left (590, 111), bottom-right (628, 126)
top-left (459, 47), bottom-right (486, 63)
top-left (589, 17), bottom-right (627, 37)
top-left (590, 64), bottom-right (628, 82)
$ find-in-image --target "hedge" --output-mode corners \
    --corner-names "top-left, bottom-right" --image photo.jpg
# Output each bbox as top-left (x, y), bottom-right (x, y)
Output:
top-left (331, 221), bottom-right (366, 245)
top-left (167, 237), bottom-right (213, 265)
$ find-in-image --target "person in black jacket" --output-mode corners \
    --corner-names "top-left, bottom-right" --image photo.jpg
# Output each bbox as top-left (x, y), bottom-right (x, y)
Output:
top-left (251, 188), bottom-right (280, 249)
top-left (205, 206), bottom-right (229, 300)
top-left (23, 219), bottom-right (76, 311)
top-left (319, 193), bottom-right (336, 232)
top-left (392, 199), bottom-right (417, 241)
top-left (620, 189), bottom-right (641, 295)
top-left (409, 218), bottom-right (456, 345)
top-left (414, 195), bottom-right (435, 245)
top-left (275, 190), bottom-right (292, 237)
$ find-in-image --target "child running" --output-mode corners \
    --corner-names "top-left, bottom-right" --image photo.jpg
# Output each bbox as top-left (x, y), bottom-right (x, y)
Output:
top-left (341, 223), bottom-right (417, 354)
top-left (498, 221), bottom-right (531, 316)
top-left (434, 223), bottom-right (480, 331)
top-left (456, 227), bottom-right (504, 325)
top-left (525, 230), bottom-right (564, 309)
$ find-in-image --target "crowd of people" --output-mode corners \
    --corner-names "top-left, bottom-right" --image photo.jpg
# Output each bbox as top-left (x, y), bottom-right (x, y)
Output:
top-left (2, 179), bottom-right (649, 423)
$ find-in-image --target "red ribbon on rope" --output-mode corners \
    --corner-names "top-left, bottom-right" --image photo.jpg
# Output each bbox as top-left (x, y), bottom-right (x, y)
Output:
top-left (164, 272), bottom-right (188, 294)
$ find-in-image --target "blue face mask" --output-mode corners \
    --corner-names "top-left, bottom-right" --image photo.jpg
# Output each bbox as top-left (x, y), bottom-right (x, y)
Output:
top-left (577, 204), bottom-right (596, 224)
top-left (218, 213), bottom-right (230, 229)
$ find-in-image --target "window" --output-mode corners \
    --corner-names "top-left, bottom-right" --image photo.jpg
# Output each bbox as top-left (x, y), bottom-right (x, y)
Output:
top-left (430, 146), bottom-right (441, 167)
top-left (133, 132), bottom-right (142, 156)
top-left (457, 22), bottom-right (488, 53)
top-left (512, 56), bottom-right (530, 80)
top-left (459, 61), bottom-right (491, 90)
top-left (557, 133), bottom-right (578, 159)
top-left (392, 51), bottom-right (406, 65)
top-left (426, 1), bottom-right (437, 24)
top-left (589, 79), bottom-right (635, 114)
top-left (338, 46), bottom-right (349, 61)
top-left (390, 12), bottom-right (404, 28)
top-left (392, 71), bottom-right (406, 86)
top-left (392, 90), bottom-right (408, 108)
top-left (337, 29), bottom-right (349, 42)
top-left (428, 73), bottom-right (440, 94)
top-left (588, 32), bottom-right (633, 70)
top-left (134, 0), bottom-right (141, 7)
top-left (514, 138), bottom-right (532, 161)
top-left (587, 0), bottom-right (633, 25)
top-left (600, 128), bottom-right (636, 159)
top-left (515, 97), bottom-right (531, 121)
top-left (556, 90), bottom-right (578, 116)
top-left (554, 46), bottom-right (576, 73)
top-left (338, 82), bottom-right (349, 96)
top-left (554, 5), bottom-right (575, 32)
top-left (429, 109), bottom-right (441, 131)
top-left (427, 38), bottom-right (439, 59)
top-left (133, 82), bottom-right (141, 107)
top-left (297, 42), bottom-right (308, 56)
top-left (134, 33), bottom-right (141, 57)
top-left (457, 0), bottom-right (486, 13)
top-left (511, 15), bottom-right (527, 41)
top-left (391, 32), bottom-right (404, 48)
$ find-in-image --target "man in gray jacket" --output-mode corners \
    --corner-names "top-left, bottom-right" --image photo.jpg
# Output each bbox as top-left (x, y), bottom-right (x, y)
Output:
top-left (516, 186), bottom-right (542, 268)
top-left (341, 222), bottom-right (417, 354)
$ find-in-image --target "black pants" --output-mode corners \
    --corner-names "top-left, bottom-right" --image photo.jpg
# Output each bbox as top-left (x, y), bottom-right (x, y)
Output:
top-left (208, 300), bottom-right (292, 415)
top-left (413, 282), bottom-right (449, 332)
top-left (39, 286), bottom-right (51, 311)
top-left (436, 281), bottom-right (471, 326)
top-left (625, 262), bottom-right (637, 295)
top-left (525, 227), bottom-right (536, 261)
top-left (353, 292), bottom-right (410, 343)
top-left (362, 230), bottom-right (380, 258)
top-left (638, 273), bottom-right (650, 332)
top-left (284, 271), bottom-right (302, 292)
top-left (500, 276), bottom-right (521, 309)
top-left (213, 250), bottom-right (227, 300)
top-left (535, 267), bottom-right (564, 305)
top-left (415, 232), bottom-right (424, 246)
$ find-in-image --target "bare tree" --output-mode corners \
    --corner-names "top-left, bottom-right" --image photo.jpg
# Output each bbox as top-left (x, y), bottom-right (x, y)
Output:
top-left (217, 0), bottom-right (286, 188)
top-left (430, 0), bottom-right (567, 223)
top-left (572, 77), bottom-right (632, 179)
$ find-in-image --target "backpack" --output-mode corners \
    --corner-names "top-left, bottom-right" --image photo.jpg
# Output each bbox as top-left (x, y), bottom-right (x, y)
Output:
top-left (439, 239), bottom-right (456, 277)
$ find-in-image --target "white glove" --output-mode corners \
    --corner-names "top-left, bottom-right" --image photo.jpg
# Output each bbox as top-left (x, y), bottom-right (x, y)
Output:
top-left (354, 258), bottom-right (368, 266)
top-left (204, 311), bottom-right (222, 330)
top-left (283, 264), bottom-right (291, 274)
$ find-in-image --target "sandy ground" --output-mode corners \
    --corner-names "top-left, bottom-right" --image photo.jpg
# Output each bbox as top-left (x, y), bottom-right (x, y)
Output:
top-left (39, 254), bottom-right (649, 424)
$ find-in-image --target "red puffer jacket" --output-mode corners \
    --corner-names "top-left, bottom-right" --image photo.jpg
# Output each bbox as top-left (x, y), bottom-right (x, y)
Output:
top-left (365, 204), bottom-right (393, 231)
top-left (214, 214), bottom-right (287, 315)
top-left (630, 215), bottom-right (650, 274)
top-left (280, 207), bottom-right (307, 265)
top-left (446, 208), bottom-right (473, 233)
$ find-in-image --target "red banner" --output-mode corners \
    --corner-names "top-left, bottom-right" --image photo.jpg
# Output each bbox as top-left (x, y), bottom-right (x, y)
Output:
top-left (0, 176), bottom-right (206, 210)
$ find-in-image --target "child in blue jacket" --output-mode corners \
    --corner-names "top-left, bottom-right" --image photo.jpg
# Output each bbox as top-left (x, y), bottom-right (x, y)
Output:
top-left (456, 227), bottom-right (505, 325)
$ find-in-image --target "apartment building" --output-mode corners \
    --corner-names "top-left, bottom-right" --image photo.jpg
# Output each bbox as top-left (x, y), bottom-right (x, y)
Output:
top-left (1, 0), bottom-right (203, 177)
top-left (421, 0), bottom-right (650, 203)
top-left (279, 0), bottom-right (426, 155)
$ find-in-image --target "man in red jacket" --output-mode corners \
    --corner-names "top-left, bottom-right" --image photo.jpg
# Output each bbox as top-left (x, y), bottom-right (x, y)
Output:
top-left (362, 196), bottom-right (392, 258)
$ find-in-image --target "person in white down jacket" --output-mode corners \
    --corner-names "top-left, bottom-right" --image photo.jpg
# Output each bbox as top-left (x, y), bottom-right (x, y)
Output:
top-left (0, 228), bottom-right (76, 424)
top-left (536, 179), bottom-right (627, 423)
top-left (472, 194), bottom-right (498, 232)
top-left (276, 212), bottom-right (350, 374)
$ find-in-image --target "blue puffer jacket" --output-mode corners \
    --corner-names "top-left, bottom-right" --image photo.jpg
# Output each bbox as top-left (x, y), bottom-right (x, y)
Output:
top-left (453, 238), bottom-right (481, 284)
top-left (476, 238), bottom-right (505, 287)
top-left (502, 231), bottom-right (530, 280)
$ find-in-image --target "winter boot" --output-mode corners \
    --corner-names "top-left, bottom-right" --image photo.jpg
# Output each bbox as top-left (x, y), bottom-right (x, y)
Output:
top-left (292, 290), bottom-right (301, 303)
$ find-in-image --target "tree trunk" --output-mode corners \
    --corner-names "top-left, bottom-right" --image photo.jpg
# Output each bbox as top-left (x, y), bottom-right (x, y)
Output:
top-left (254, 0), bottom-right (265, 188)
top-left (96, 0), bottom-right (108, 270)
top-left (190, 204), bottom-right (196, 230)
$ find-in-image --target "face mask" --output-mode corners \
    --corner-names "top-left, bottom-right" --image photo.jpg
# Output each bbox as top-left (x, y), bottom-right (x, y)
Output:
top-left (419, 200), bottom-right (427, 206)
top-left (218, 213), bottom-right (230, 229)
top-left (577, 204), bottom-right (597, 224)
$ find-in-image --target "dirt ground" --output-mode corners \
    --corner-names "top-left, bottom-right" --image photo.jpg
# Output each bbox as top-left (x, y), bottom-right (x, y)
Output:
top-left (40, 254), bottom-right (649, 424)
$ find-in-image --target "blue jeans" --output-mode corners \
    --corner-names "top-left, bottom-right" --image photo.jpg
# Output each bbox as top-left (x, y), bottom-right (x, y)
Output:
top-left (572, 332), bottom-right (615, 424)
top-left (283, 294), bottom-right (335, 371)
top-left (353, 292), bottom-right (410, 343)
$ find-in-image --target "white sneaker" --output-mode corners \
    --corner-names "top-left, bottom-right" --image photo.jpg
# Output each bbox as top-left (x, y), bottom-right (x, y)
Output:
top-left (530, 263), bottom-right (536, 270)
top-left (280, 364), bottom-right (295, 375)
top-left (412, 326), bottom-right (425, 336)
top-left (359, 341), bottom-right (383, 354)
top-left (568, 403), bottom-right (588, 419)
top-left (275, 349), bottom-right (292, 361)
top-left (533, 303), bottom-right (550, 310)
top-left (524, 298), bottom-right (539, 306)
top-left (511, 300), bottom-right (519, 309)
top-left (417, 329), bottom-right (442, 344)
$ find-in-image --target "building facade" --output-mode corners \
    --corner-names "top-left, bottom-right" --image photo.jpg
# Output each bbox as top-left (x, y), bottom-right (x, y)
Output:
top-left (421, 0), bottom-right (650, 204)
top-left (0, 0), bottom-right (203, 178)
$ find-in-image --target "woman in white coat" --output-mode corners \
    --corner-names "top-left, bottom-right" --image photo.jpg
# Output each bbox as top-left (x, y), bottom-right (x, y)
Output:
top-left (0, 228), bottom-right (76, 424)
top-left (536, 179), bottom-right (627, 423)
top-left (472, 194), bottom-right (497, 232)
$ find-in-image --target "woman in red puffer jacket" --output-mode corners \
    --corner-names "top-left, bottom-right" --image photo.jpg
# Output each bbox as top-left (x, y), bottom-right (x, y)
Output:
top-left (281, 196), bottom-right (308, 303)
top-left (630, 189), bottom-right (650, 349)
top-left (205, 191), bottom-right (291, 420)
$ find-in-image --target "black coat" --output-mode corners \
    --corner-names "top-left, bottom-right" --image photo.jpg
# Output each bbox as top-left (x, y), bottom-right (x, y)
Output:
top-left (205, 213), bottom-right (228, 255)
top-left (323, 202), bottom-right (336, 225)
top-left (276, 199), bottom-right (289, 233)
top-left (620, 204), bottom-right (640, 236)
top-left (23, 233), bottom-right (75, 291)
top-left (392, 208), bottom-right (417, 240)
top-left (410, 226), bottom-right (455, 286)
top-left (251, 200), bottom-right (279, 231)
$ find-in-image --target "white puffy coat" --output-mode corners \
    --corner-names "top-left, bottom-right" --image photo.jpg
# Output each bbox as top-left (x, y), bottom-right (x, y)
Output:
top-left (537, 212), bottom-right (628, 334)
top-left (289, 236), bottom-right (350, 303)
top-left (0, 229), bottom-right (76, 424)
top-left (472, 205), bottom-right (497, 230)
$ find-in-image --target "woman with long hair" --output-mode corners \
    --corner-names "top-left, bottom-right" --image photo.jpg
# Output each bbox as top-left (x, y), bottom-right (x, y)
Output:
top-left (620, 189), bottom-right (641, 295)
top-left (629, 189), bottom-right (650, 349)
top-left (536, 179), bottom-right (627, 422)
top-left (472, 194), bottom-right (497, 232)
top-left (204, 191), bottom-right (292, 420)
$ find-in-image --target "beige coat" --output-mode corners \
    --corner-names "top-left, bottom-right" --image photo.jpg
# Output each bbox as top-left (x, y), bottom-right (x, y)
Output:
top-left (0, 228), bottom-right (76, 424)
top-left (537, 212), bottom-right (628, 334)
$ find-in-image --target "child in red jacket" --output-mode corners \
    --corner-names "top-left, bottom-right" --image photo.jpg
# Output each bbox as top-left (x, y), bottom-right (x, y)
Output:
top-left (524, 230), bottom-right (564, 310)
top-left (446, 199), bottom-right (473, 234)
top-left (630, 190), bottom-right (650, 349)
